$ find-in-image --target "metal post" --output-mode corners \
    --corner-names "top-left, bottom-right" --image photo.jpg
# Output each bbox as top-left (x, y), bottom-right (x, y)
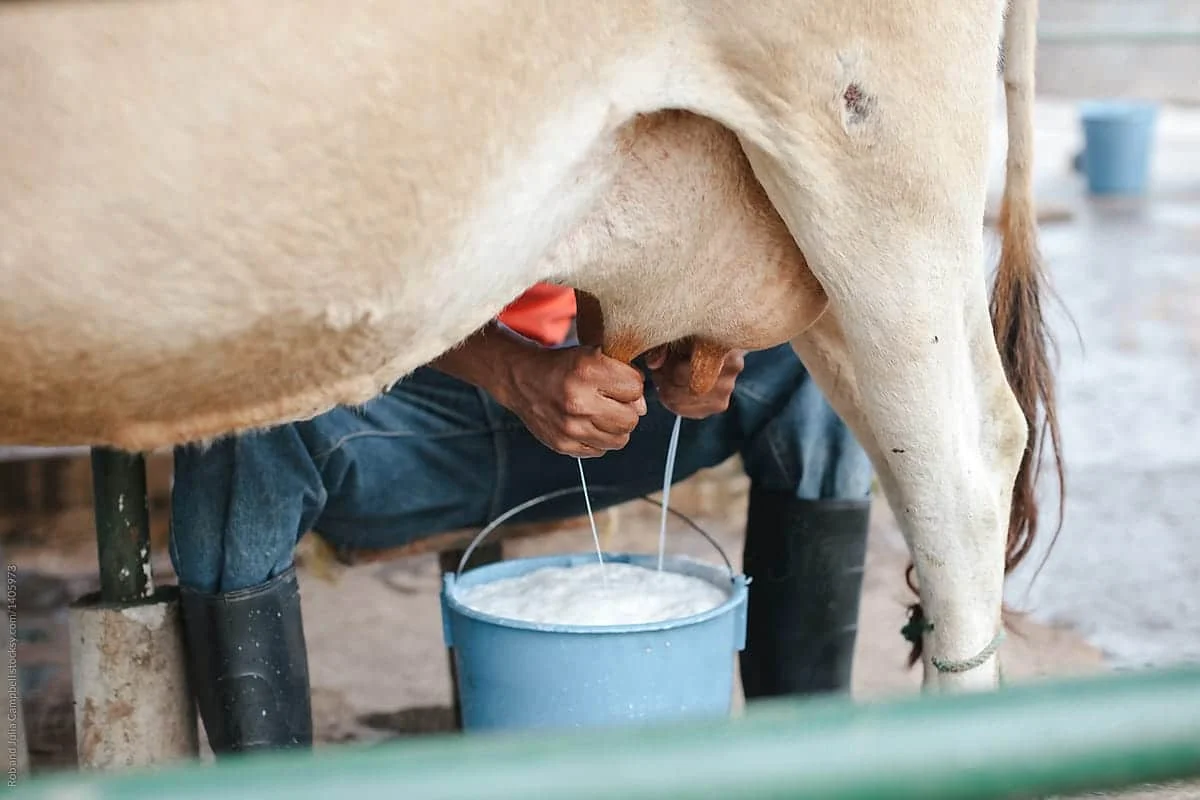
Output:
top-left (90, 448), bottom-right (153, 603)
top-left (14, 665), bottom-right (1200, 800)
top-left (68, 448), bottom-right (197, 770)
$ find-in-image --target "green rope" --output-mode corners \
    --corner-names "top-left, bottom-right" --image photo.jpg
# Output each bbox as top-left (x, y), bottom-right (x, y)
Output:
top-left (901, 606), bottom-right (1006, 676)
top-left (932, 629), bottom-right (1007, 674)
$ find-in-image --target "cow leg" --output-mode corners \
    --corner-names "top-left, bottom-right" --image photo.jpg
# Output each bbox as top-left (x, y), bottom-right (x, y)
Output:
top-left (789, 250), bottom-right (1026, 693)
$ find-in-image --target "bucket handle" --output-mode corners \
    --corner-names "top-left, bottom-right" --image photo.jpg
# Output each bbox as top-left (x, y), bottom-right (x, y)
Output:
top-left (454, 485), bottom-right (736, 579)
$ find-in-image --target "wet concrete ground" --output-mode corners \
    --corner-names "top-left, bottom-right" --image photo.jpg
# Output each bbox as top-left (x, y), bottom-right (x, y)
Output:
top-left (987, 98), bottom-right (1200, 671)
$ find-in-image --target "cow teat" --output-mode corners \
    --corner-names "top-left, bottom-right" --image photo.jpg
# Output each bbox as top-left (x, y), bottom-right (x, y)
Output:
top-left (574, 289), bottom-right (730, 396)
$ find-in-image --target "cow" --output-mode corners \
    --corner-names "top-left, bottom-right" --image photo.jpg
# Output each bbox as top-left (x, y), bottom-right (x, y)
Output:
top-left (0, 0), bottom-right (1062, 693)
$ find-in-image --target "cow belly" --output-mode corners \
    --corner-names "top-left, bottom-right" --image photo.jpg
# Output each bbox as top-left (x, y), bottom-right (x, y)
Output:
top-left (0, 91), bottom-right (644, 451)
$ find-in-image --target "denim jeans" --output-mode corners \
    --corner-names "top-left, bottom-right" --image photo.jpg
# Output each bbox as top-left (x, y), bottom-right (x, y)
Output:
top-left (169, 343), bottom-right (873, 594)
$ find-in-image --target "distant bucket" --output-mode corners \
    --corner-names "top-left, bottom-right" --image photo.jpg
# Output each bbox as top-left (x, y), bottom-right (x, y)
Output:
top-left (441, 549), bottom-right (749, 733)
top-left (1079, 100), bottom-right (1159, 196)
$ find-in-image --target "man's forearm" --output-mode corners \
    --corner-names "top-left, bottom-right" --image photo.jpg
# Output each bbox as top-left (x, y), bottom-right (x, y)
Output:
top-left (428, 322), bottom-right (531, 406)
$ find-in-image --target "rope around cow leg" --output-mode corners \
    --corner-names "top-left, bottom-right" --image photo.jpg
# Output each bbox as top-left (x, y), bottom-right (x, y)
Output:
top-left (901, 608), bottom-right (1006, 675)
top-left (931, 628), bottom-right (1007, 674)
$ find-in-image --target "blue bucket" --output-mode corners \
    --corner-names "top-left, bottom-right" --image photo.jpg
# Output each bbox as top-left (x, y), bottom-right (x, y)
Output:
top-left (441, 550), bottom-right (749, 732)
top-left (1079, 100), bottom-right (1159, 195)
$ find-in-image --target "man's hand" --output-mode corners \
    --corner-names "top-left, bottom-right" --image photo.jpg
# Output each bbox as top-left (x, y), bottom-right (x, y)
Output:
top-left (501, 346), bottom-right (647, 458)
top-left (430, 324), bottom-right (646, 458)
top-left (646, 345), bottom-right (745, 419)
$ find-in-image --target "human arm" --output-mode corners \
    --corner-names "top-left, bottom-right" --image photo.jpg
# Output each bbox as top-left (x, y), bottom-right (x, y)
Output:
top-left (644, 344), bottom-right (746, 419)
top-left (430, 323), bottom-right (647, 458)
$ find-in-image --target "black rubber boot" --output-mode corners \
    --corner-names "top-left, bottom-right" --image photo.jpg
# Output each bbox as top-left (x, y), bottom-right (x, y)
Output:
top-left (179, 566), bottom-right (313, 754)
top-left (739, 488), bottom-right (871, 700)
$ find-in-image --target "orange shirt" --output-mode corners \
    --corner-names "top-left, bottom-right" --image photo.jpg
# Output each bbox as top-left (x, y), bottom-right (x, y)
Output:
top-left (497, 283), bottom-right (577, 346)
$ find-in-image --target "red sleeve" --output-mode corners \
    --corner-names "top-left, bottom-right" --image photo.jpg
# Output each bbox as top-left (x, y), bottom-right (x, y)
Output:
top-left (497, 283), bottom-right (578, 346)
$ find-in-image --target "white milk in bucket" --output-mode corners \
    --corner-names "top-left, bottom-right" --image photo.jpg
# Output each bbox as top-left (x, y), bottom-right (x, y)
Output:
top-left (457, 561), bottom-right (729, 626)
top-left (457, 417), bottom-right (730, 628)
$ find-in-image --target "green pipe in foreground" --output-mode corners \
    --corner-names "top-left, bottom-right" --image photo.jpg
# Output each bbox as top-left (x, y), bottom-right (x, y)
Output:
top-left (15, 665), bottom-right (1200, 799)
top-left (1038, 25), bottom-right (1200, 44)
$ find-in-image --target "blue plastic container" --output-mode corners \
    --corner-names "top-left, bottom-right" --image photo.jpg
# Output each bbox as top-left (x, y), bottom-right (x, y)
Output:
top-left (441, 551), bottom-right (749, 732)
top-left (1079, 100), bottom-right (1159, 195)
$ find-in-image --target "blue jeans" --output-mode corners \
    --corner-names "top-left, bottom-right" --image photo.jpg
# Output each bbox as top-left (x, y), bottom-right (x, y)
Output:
top-left (169, 344), bottom-right (873, 594)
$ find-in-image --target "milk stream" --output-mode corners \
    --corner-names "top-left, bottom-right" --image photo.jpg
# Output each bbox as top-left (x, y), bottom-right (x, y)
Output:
top-left (460, 419), bottom-right (711, 626)
top-left (657, 415), bottom-right (683, 571)
top-left (574, 412), bottom-right (682, 577)
top-left (575, 457), bottom-right (607, 586)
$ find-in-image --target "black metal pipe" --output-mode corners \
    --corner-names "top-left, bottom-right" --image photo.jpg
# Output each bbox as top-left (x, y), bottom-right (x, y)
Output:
top-left (90, 447), bottom-right (153, 604)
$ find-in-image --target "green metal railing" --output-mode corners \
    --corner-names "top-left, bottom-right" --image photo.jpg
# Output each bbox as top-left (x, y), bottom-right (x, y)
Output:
top-left (14, 665), bottom-right (1200, 799)
top-left (1039, 25), bottom-right (1200, 44)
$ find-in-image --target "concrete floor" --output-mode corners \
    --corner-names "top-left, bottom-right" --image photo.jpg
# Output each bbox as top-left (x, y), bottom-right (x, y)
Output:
top-left (985, 97), bottom-right (1200, 672)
